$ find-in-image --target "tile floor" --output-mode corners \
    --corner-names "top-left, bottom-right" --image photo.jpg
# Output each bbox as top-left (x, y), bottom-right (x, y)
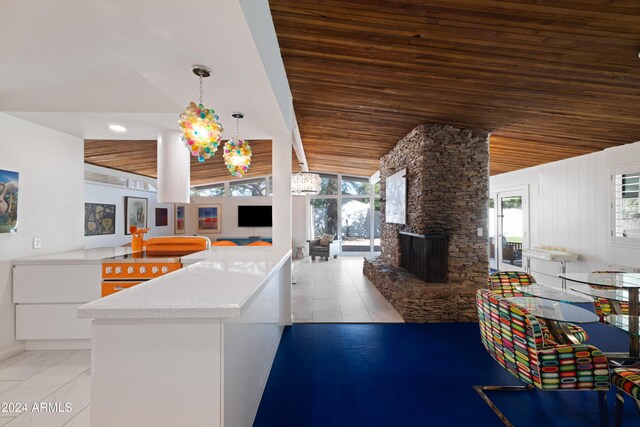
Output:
top-left (0, 257), bottom-right (399, 427)
top-left (292, 256), bottom-right (404, 323)
top-left (0, 350), bottom-right (90, 426)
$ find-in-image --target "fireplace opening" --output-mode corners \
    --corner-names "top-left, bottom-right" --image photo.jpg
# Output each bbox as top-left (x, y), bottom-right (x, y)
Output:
top-left (399, 231), bottom-right (448, 283)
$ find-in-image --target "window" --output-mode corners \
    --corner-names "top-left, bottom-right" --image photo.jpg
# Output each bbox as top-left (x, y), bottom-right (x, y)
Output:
top-left (229, 178), bottom-right (267, 196)
top-left (318, 174), bottom-right (339, 195)
top-left (341, 175), bottom-right (370, 195)
top-left (341, 198), bottom-right (371, 252)
top-left (310, 198), bottom-right (338, 238)
top-left (191, 183), bottom-right (224, 197)
top-left (613, 171), bottom-right (640, 241)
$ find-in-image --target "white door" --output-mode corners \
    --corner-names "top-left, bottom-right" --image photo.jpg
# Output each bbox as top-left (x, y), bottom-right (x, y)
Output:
top-left (489, 189), bottom-right (528, 271)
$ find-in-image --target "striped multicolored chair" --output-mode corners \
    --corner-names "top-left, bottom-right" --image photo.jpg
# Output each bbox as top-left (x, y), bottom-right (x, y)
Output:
top-left (475, 289), bottom-right (610, 426)
top-left (591, 271), bottom-right (629, 319)
top-left (612, 368), bottom-right (640, 427)
top-left (488, 271), bottom-right (589, 344)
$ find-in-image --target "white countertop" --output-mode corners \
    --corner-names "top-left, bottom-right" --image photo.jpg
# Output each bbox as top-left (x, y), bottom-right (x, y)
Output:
top-left (77, 247), bottom-right (291, 320)
top-left (13, 247), bottom-right (137, 265)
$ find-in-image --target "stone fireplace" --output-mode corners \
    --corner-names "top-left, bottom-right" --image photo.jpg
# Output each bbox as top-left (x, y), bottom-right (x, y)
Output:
top-left (363, 124), bottom-right (489, 322)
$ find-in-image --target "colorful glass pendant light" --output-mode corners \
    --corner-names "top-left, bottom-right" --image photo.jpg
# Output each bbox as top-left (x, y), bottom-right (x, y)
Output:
top-left (178, 65), bottom-right (223, 163)
top-left (223, 112), bottom-right (252, 178)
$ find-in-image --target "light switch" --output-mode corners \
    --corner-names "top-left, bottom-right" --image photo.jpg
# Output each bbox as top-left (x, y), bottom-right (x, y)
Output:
top-left (33, 238), bottom-right (42, 249)
top-left (477, 228), bottom-right (483, 237)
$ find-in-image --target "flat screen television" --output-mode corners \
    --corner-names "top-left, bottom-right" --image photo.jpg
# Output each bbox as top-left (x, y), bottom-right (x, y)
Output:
top-left (238, 205), bottom-right (273, 227)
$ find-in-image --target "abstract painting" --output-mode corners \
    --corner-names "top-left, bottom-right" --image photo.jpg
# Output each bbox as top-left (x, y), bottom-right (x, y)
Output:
top-left (85, 203), bottom-right (116, 236)
top-left (155, 208), bottom-right (168, 227)
top-left (125, 197), bottom-right (147, 234)
top-left (197, 204), bottom-right (221, 234)
top-left (385, 169), bottom-right (406, 224)
top-left (0, 169), bottom-right (19, 233)
top-left (175, 205), bottom-right (185, 234)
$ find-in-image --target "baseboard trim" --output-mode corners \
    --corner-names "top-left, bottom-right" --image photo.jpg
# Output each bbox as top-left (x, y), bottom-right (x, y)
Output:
top-left (0, 342), bottom-right (26, 362)
top-left (24, 340), bottom-right (91, 350)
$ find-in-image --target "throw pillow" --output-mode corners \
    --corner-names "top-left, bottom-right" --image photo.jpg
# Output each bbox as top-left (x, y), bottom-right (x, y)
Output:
top-left (319, 233), bottom-right (334, 246)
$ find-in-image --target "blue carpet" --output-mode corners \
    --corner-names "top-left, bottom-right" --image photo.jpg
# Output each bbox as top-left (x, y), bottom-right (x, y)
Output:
top-left (254, 322), bottom-right (639, 427)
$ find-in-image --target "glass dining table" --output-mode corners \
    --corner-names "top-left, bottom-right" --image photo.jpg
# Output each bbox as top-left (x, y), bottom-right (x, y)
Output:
top-left (505, 296), bottom-right (599, 345)
top-left (510, 283), bottom-right (598, 345)
top-left (559, 272), bottom-right (640, 357)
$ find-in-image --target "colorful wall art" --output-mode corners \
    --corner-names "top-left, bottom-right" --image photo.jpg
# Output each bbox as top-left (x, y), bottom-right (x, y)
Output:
top-left (85, 203), bottom-right (116, 236)
top-left (386, 169), bottom-right (406, 225)
top-left (0, 169), bottom-right (19, 233)
top-left (125, 197), bottom-right (148, 234)
top-left (197, 204), bottom-right (221, 234)
top-left (175, 205), bottom-right (185, 234)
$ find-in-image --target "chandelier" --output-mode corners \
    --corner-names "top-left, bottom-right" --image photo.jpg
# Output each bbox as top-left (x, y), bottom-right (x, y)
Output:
top-left (291, 169), bottom-right (322, 195)
top-left (178, 65), bottom-right (223, 163)
top-left (223, 112), bottom-right (252, 178)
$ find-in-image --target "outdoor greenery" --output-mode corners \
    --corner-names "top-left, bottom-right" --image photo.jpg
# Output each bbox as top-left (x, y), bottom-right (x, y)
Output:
top-left (229, 179), bottom-right (266, 196)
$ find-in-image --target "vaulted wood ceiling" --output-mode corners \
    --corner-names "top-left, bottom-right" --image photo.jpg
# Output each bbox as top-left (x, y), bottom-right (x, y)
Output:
top-left (85, 139), bottom-right (301, 187)
top-left (270, 0), bottom-right (640, 176)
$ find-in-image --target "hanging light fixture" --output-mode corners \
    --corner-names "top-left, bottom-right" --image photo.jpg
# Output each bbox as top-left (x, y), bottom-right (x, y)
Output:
top-left (223, 112), bottom-right (252, 178)
top-left (178, 65), bottom-right (223, 163)
top-left (291, 164), bottom-right (321, 195)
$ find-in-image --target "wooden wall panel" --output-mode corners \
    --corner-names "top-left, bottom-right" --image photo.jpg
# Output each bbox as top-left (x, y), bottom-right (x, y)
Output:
top-left (270, 0), bottom-right (640, 176)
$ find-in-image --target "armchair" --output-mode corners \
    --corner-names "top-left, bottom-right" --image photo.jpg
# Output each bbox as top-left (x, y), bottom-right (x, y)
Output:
top-left (308, 238), bottom-right (341, 261)
top-left (475, 289), bottom-right (610, 426)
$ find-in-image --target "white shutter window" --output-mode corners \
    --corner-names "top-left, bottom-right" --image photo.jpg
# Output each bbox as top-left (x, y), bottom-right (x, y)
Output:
top-left (613, 169), bottom-right (640, 242)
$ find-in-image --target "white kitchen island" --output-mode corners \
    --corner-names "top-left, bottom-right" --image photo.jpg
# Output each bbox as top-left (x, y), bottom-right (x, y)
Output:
top-left (78, 246), bottom-right (292, 427)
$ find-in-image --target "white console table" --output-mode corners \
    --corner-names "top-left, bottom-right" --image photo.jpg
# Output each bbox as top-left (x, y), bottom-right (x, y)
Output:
top-left (522, 247), bottom-right (579, 288)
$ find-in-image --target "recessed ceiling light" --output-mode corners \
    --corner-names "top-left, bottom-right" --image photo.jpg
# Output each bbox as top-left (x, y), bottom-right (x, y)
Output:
top-left (109, 124), bottom-right (126, 133)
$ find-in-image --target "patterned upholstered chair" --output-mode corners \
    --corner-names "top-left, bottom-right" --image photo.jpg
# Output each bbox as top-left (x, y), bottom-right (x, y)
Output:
top-left (476, 289), bottom-right (610, 426)
top-left (611, 368), bottom-right (640, 427)
top-left (488, 271), bottom-right (589, 344)
top-left (591, 271), bottom-right (629, 320)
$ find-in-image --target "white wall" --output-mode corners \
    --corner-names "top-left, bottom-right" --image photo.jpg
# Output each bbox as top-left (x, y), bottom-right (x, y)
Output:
top-left (187, 196), bottom-right (273, 240)
top-left (84, 180), bottom-right (175, 249)
top-left (292, 195), bottom-right (308, 252)
top-left (0, 113), bottom-right (84, 358)
top-left (490, 140), bottom-right (640, 286)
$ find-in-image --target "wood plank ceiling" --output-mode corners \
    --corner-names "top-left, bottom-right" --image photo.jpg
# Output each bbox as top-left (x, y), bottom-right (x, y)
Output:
top-left (85, 139), bottom-right (301, 187)
top-left (269, 0), bottom-right (640, 176)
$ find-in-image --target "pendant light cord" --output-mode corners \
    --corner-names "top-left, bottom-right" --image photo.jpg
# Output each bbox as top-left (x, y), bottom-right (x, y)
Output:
top-left (235, 117), bottom-right (240, 139)
top-left (198, 73), bottom-right (204, 105)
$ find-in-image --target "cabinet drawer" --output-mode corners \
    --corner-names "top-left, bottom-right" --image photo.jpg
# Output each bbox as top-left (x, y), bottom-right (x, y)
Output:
top-left (13, 265), bottom-right (101, 303)
top-left (16, 304), bottom-right (92, 340)
top-left (102, 281), bottom-right (142, 297)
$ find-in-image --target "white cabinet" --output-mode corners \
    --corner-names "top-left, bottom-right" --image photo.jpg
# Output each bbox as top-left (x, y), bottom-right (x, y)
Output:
top-left (13, 264), bottom-right (101, 303)
top-left (13, 263), bottom-right (101, 346)
top-left (16, 304), bottom-right (92, 340)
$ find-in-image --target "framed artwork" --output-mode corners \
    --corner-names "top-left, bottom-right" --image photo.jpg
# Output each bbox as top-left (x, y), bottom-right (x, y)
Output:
top-left (125, 197), bottom-right (148, 234)
top-left (386, 169), bottom-right (406, 224)
top-left (85, 203), bottom-right (116, 236)
top-left (155, 208), bottom-right (168, 227)
top-left (0, 169), bottom-right (19, 233)
top-left (197, 204), bottom-right (221, 234)
top-left (175, 205), bottom-right (185, 234)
